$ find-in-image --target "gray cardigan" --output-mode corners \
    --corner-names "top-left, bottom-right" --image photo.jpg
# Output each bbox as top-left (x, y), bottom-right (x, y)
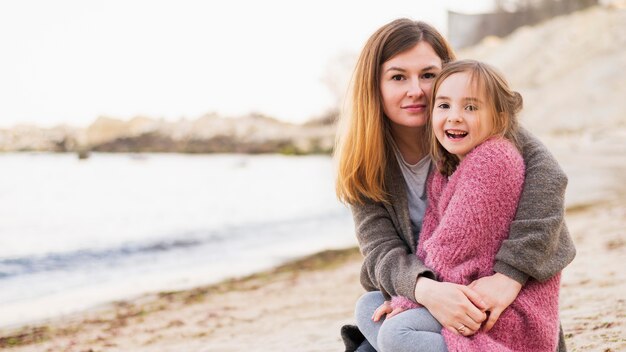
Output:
top-left (351, 128), bottom-right (575, 351)
top-left (354, 127), bottom-right (575, 300)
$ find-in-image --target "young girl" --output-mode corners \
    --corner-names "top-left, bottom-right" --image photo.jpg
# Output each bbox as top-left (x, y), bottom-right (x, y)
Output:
top-left (376, 60), bottom-right (561, 351)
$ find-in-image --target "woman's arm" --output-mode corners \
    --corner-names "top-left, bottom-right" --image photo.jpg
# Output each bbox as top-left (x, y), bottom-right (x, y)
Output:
top-left (351, 200), bottom-right (435, 301)
top-left (472, 129), bottom-right (576, 331)
top-left (493, 127), bottom-right (576, 283)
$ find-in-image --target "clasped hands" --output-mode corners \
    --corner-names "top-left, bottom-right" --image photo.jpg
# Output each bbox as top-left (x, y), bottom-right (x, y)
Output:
top-left (372, 273), bottom-right (522, 337)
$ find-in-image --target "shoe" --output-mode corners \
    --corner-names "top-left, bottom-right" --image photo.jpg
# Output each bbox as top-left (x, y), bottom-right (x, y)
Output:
top-left (340, 324), bottom-right (365, 352)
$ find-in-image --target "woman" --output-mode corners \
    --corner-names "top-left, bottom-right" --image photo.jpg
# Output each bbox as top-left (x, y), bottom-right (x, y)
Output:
top-left (335, 19), bottom-right (575, 352)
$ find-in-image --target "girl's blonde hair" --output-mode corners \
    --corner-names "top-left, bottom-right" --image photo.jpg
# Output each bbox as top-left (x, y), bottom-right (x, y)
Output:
top-left (335, 19), bottom-right (455, 205)
top-left (428, 60), bottom-right (523, 176)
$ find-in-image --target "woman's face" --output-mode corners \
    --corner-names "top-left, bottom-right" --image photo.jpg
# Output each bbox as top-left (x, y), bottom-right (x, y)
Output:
top-left (380, 42), bottom-right (442, 131)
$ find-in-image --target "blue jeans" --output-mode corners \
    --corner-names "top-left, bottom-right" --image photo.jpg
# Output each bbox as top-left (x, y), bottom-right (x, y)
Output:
top-left (354, 291), bottom-right (448, 352)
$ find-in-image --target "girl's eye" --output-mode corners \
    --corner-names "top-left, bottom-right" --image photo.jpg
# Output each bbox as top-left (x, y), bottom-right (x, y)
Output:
top-left (391, 75), bottom-right (405, 81)
top-left (465, 105), bottom-right (478, 111)
top-left (437, 103), bottom-right (450, 109)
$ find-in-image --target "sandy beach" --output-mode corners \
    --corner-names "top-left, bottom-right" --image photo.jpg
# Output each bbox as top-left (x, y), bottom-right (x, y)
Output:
top-left (1, 138), bottom-right (625, 351)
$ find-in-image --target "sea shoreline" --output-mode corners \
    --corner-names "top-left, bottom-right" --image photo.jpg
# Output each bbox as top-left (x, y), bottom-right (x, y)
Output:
top-left (0, 152), bottom-right (355, 330)
top-left (0, 247), bottom-right (363, 350)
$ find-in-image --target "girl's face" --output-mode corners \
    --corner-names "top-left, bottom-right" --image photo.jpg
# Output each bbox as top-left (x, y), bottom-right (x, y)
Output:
top-left (380, 42), bottom-right (442, 132)
top-left (431, 71), bottom-right (494, 160)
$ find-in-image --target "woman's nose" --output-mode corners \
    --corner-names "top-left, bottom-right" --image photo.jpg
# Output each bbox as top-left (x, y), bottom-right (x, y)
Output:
top-left (406, 79), bottom-right (425, 98)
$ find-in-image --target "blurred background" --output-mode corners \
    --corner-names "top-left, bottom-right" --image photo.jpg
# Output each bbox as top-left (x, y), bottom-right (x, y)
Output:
top-left (0, 0), bottom-right (624, 330)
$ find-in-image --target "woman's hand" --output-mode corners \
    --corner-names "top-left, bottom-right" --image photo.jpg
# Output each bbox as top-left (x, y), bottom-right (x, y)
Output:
top-left (414, 277), bottom-right (487, 336)
top-left (468, 273), bottom-right (522, 332)
top-left (372, 300), bottom-right (407, 321)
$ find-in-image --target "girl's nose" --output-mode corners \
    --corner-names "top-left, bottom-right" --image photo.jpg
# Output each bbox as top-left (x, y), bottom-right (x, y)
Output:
top-left (447, 112), bottom-right (462, 123)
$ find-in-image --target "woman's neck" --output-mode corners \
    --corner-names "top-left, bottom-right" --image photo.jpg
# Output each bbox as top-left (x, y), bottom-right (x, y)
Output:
top-left (390, 125), bottom-right (428, 164)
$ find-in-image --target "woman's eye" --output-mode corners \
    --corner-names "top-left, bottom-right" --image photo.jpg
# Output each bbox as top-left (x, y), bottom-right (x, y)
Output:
top-left (422, 72), bottom-right (437, 79)
top-left (391, 75), bottom-right (405, 81)
top-left (465, 105), bottom-right (478, 111)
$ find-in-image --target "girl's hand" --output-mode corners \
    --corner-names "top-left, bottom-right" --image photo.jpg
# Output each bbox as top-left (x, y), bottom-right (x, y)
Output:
top-left (468, 273), bottom-right (522, 332)
top-left (414, 277), bottom-right (487, 336)
top-left (372, 301), bottom-right (408, 321)
top-left (372, 301), bottom-right (392, 321)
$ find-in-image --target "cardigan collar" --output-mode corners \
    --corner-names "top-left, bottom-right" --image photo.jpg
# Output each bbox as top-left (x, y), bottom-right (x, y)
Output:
top-left (384, 149), bottom-right (417, 250)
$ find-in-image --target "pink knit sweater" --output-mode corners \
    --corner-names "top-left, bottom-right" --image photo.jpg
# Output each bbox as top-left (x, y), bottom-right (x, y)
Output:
top-left (391, 138), bottom-right (561, 352)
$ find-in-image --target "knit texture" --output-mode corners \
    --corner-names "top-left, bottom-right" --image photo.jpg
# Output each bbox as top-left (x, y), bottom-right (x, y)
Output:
top-left (391, 138), bottom-right (561, 352)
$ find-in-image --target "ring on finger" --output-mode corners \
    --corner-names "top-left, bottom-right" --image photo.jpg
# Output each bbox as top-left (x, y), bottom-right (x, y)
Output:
top-left (457, 324), bottom-right (466, 333)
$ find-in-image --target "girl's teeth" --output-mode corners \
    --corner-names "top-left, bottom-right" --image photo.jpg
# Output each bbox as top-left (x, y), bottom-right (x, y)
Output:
top-left (445, 130), bottom-right (468, 139)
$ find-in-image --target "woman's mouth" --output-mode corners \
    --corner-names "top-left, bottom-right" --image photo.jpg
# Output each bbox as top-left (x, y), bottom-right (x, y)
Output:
top-left (402, 104), bottom-right (426, 113)
top-left (445, 129), bottom-right (468, 139)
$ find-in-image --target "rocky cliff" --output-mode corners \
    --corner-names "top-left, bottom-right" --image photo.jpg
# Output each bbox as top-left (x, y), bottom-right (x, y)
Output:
top-left (0, 112), bottom-right (337, 155)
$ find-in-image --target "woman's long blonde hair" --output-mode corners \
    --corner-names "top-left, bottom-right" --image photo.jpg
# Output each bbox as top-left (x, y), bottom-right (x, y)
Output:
top-left (334, 19), bottom-right (455, 205)
top-left (428, 60), bottom-right (523, 176)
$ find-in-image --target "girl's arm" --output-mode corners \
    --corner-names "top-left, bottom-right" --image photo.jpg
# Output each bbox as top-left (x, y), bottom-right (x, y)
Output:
top-left (493, 127), bottom-right (576, 284)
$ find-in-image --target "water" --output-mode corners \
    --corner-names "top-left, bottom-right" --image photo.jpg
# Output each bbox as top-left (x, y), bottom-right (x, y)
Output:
top-left (0, 153), bottom-right (356, 327)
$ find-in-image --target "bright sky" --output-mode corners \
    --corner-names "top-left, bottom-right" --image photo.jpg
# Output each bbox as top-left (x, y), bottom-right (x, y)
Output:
top-left (0, 0), bottom-right (493, 128)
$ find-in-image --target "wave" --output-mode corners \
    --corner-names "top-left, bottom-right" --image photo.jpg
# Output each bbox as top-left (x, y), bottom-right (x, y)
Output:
top-left (0, 211), bottom-right (349, 280)
top-left (0, 236), bottom-right (212, 279)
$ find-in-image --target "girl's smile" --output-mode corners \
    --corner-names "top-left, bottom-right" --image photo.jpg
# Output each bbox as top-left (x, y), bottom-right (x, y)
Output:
top-left (444, 129), bottom-right (469, 139)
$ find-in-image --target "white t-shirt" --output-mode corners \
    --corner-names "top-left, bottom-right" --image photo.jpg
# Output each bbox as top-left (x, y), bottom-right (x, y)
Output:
top-left (390, 140), bottom-right (431, 243)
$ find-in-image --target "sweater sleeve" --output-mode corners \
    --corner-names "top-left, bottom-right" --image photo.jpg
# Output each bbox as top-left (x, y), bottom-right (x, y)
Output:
top-left (420, 139), bottom-right (525, 279)
top-left (493, 127), bottom-right (576, 284)
top-left (352, 200), bottom-right (436, 302)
